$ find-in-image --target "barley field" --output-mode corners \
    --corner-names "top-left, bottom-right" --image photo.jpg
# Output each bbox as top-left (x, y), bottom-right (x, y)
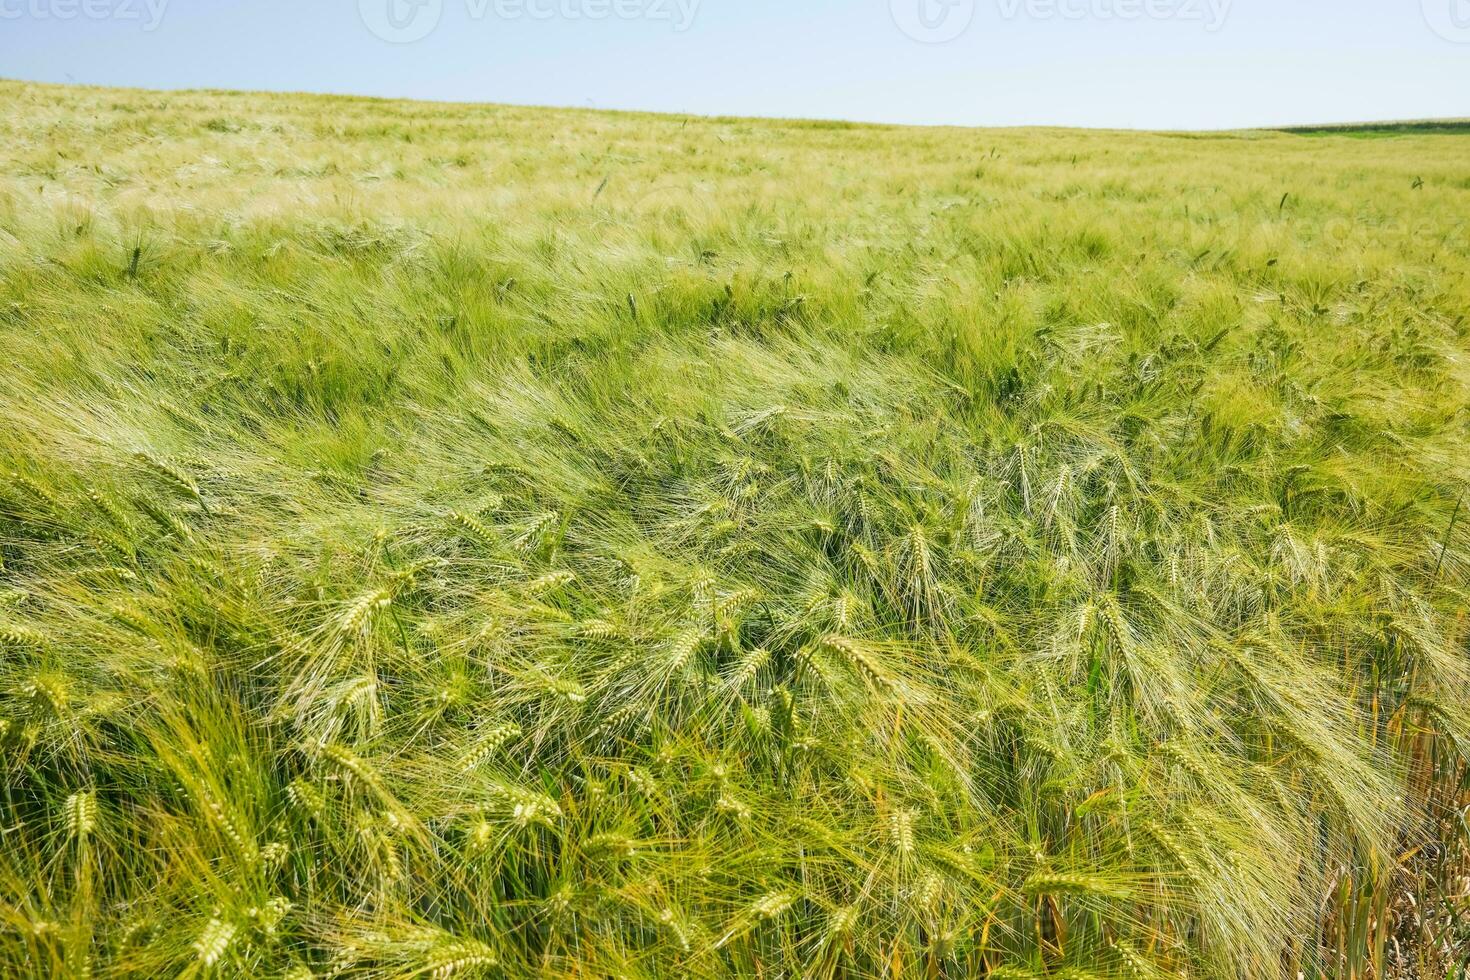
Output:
top-left (1, 79), bottom-right (1468, 978)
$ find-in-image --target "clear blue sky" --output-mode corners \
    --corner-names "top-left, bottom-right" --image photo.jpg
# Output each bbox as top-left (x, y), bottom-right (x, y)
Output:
top-left (3, 0), bottom-right (1468, 129)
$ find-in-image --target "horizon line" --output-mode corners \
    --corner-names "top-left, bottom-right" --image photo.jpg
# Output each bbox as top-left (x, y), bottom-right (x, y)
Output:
top-left (5, 76), bottom-right (1468, 136)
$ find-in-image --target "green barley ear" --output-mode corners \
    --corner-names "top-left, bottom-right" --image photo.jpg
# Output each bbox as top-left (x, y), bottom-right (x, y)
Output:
top-left (446, 510), bottom-right (498, 549)
top-left (193, 916), bottom-right (236, 967)
top-left (820, 635), bottom-right (896, 692)
top-left (0, 621), bottom-right (48, 649)
top-left (577, 617), bottom-right (625, 639)
top-left (728, 645), bottom-right (770, 686)
top-left (483, 461), bottom-right (530, 480)
top-left (888, 807), bottom-right (917, 857)
top-left (85, 486), bottom-right (134, 532)
top-left (665, 627), bottom-right (704, 672)
top-left (590, 703), bottom-right (650, 743)
top-left (424, 938), bottom-right (498, 976)
top-left (21, 674), bottom-right (68, 712)
top-left (526, 570), bottom-right (575, 594)
top-left (285, 778), bottom-right (325, 820)
top-left (109, 603), bottom-right (155, 635)
top-left (337, 587), bottom-right (393, 636)
top-left (832, 589), bottom-right (860, 630)
top-left (751, 891), bottom-right (794, 918)
top-left (8, 470), bottom-right (62, 510)
top-left (512, 510), bottom-right (559, 551)
top-left (1160, 739), bottom-right (1212, 785)
top-left (657, 906), bottom-right (694, 952)
top-left (201, 792), bottom-right (258, 863)
top-left (537, 674), bottom-right (586, 705)
top-left (156, 396), bottom-right (207, 432)
top-left (64, 790), bottom-right (98, 841)
top-left (136, 452), bottom-right (207, 511)
top-left (1022, 871), bottom-right (1134, 902)
top-left (319, 743), bottom-right (383, 789)
top-left (456, 722), bottom-right (521, 774)
top-left (825, 905), bottom-right (858, 941)
top-left (487, 781), bottom-right (563, 829)
top-left (473, 492), bottom-right (504, 516)
top-left (582, 831), bottom-right (638, 859)
top-left (1112, 940), bottom-right (1171, 979)
top-left (134, 497), bottom-right (201, 549)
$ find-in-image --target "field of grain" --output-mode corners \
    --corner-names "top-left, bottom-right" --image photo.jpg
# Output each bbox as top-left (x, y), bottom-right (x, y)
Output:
top-left (1, 80), bottom-right (1468, 978)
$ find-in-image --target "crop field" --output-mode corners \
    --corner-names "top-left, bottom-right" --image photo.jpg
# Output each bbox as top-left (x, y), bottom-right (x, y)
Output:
top-left (1, 79), bottom-right (1468, 978)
